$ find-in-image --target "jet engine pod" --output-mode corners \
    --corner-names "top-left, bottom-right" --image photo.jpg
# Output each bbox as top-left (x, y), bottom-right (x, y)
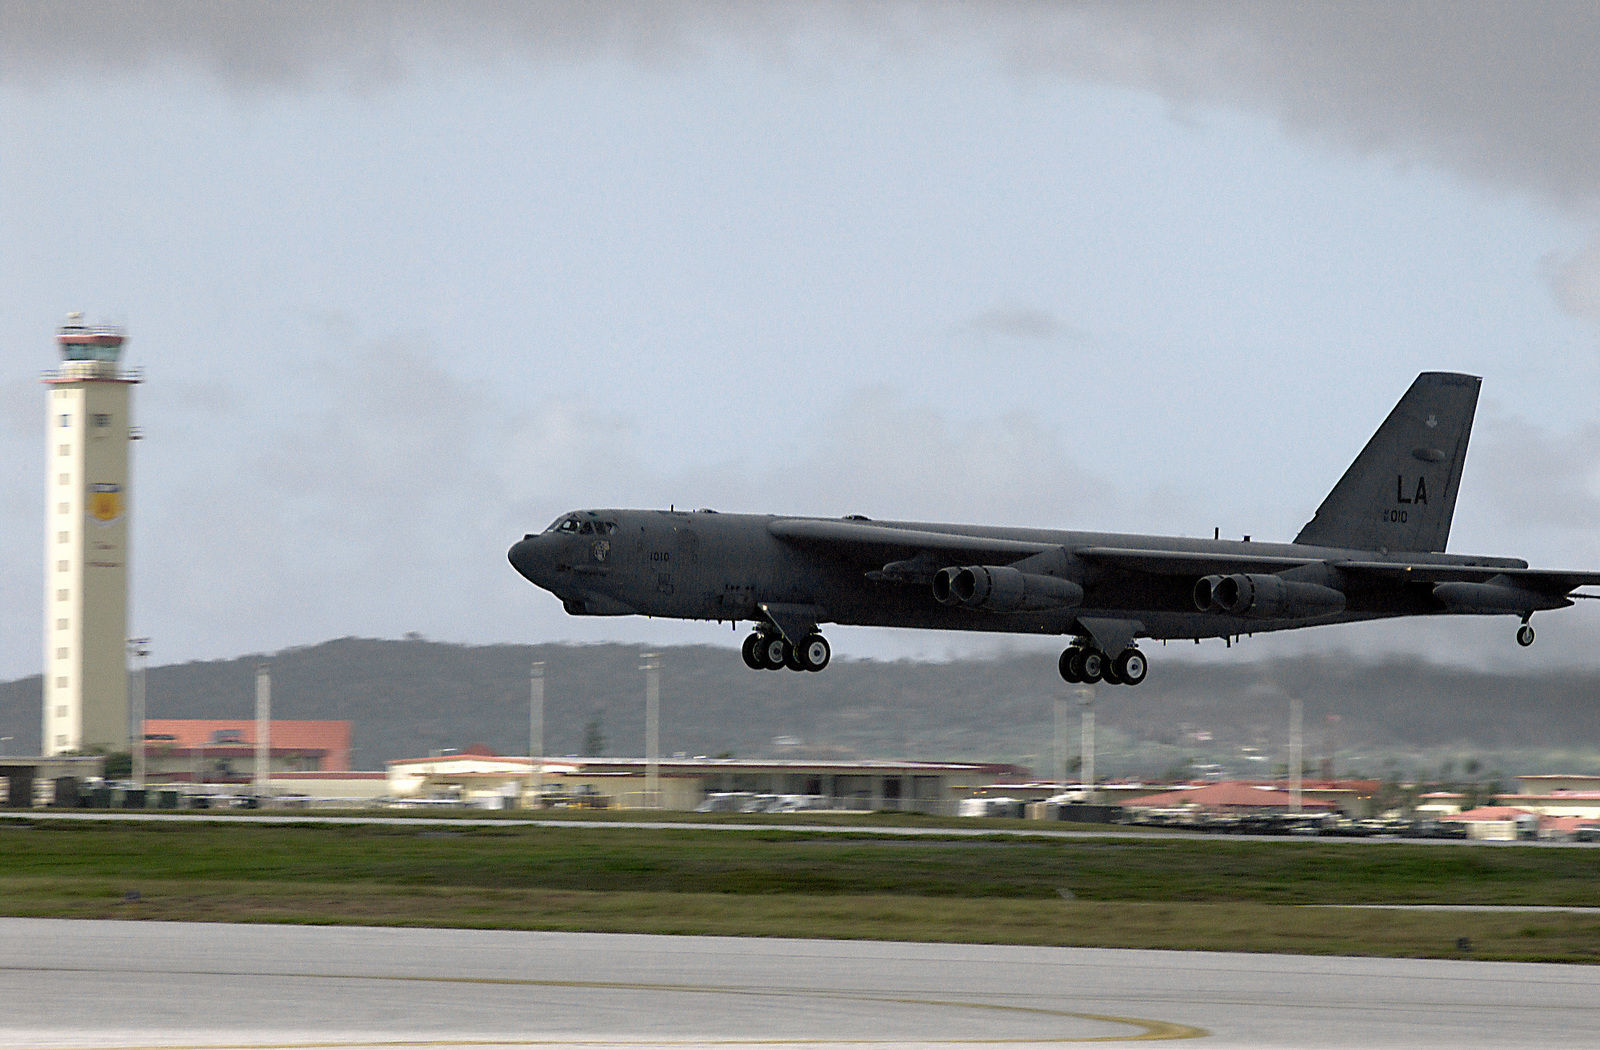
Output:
top-left (947, 565), bottom-right (1083, 612)
top-left (931, 567), bottom-right (962, 605)
top-left (1212, 573), bottom-right (1345, 619)
top-left (1193, 575), bottom-right (1225, 612)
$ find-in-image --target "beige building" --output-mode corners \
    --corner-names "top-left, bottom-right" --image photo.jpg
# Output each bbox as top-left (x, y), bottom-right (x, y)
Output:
top-left (386, 747), bottom-right (989, 812)
top-left (42, 317), bottom-right (140, 755)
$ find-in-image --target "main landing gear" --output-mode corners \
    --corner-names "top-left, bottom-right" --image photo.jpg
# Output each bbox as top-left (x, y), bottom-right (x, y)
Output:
top-left (1059, 644), bottom-right (1147, 686)
top-left (743, 631), bottom-right (831, 672)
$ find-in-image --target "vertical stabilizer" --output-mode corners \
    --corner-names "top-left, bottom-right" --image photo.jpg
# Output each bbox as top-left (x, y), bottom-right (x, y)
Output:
top-left (1295, 372), bottom-right (1479, 553)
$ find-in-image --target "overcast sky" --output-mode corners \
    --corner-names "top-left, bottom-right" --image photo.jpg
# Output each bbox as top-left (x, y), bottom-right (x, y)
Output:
top-left (5, 1), bottom-right (1600, 678)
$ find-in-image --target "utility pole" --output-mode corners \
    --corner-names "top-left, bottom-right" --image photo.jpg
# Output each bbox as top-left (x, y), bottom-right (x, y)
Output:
top-left (1289, 694), bottom-right (1303, 814)
top-left (255, 663), bottom-right (271, 802)
top-left (1054, 690), bottom-right (1069, 792)
top-left (641, 653), bottom-right (660, 809)
top-left (529, 660), bottom-right (544, 808)
top-left (1077, 686), bottom-right (1096, 803)
top-left (127, 638), bottom-right (150, 789)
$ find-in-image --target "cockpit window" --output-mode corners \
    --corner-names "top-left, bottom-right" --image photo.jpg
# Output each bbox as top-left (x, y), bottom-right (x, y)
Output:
top-left (546, 516), bottom-right (614, 535)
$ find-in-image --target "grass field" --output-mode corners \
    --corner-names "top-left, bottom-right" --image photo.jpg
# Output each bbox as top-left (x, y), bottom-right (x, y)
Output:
top-left (3, 815), bottom-right (1599, 961)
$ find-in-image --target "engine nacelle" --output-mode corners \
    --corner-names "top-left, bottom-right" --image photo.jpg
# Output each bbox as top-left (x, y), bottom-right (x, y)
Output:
top-left (1432, 581), bottom-right (1568, 614)
top-left (1194, 573), bottom-right (1345, 619)
top-left (935, 565), bottom-right (1084, 612)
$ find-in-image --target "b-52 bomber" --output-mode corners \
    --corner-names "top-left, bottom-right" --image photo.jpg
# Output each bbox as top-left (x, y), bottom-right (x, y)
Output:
top-left (509, 372), bottom-right (1600, 685)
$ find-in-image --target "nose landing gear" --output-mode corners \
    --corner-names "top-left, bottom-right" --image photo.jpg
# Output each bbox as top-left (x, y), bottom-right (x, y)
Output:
top-left (742, 631), bottom-right (831, 672)
top-left (1059, 644), bottom-right (1147, 686)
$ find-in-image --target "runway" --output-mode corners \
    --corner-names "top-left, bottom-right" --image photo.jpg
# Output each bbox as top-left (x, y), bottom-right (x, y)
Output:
top-left (18, 810), bottom-right (1600, 848)
top-left (2, 919), bottom-right (1597, 1049)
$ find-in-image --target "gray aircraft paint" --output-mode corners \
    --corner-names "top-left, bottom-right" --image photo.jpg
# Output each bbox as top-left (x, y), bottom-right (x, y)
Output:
top-left (508, 373), bottom-right (1600, 681)
top-left (1295, 371), bottom-right (1479, 553)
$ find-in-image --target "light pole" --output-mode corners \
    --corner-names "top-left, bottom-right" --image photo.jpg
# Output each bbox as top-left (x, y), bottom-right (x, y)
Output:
top-left (529, 660), bottom-right (544, 808)
top-left (1289, 694), bottom-right (1303, 814)
top-left (255, 663), bottom-right (271, 803)
top-left (127, 638), bottom-right (150, 789)
top-left (640, 653), bottom-right (660, 809)
top-left (1054, 690), bottom-right (1069, 793)
top-left (1077, 686), bottom-right (1096, 804)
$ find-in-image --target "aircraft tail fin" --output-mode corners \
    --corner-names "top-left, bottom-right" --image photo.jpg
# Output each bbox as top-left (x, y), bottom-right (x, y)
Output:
top-left (1294, 372), bottom-right (1480, 553)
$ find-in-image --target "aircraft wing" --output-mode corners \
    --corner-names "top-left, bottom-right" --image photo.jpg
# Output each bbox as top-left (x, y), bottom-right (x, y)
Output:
top-left (1335, 562), bottom-right (1600, 594)
top-left (1077, 548), bottom-right (1600, 597)
top-left (1073, 547), bottom-right (1321, 575)
top-left (768, 518), bottom-right (1054, 560)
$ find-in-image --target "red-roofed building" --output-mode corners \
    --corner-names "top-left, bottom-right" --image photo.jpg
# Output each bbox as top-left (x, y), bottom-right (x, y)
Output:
top-left (140, 719), bottom-right (351, 784)
top-left (1121, 780), bottom-right (1337, 814)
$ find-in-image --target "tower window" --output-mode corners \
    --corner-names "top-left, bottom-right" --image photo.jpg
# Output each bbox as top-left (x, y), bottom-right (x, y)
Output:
top-left (56, 618), bottom-right (68, 629)
top-left (56, 589), bottom-right (68, 601)
top-left (55, 735), bottom-right (67, 746)
top-left (59, 413), bottom-right (70, 425)
top-left (92, 413), bottom-right (110, 426)
top-left (57, 503), bottom-right (68, 514)
top-left (58, 531), bottom-right (69, 543)
top-left (58, 473), bottom-right (69, 485)
top-left (59, 444), bottom-right (70, 456)
top-left (57, 560), bottom-right (68, 572)
top-left (55, 706), bottom-right (67, 718)
top-left (56, 647), bottom-right (68, 659)
top-left (55, 677), bottom-right (67, 688)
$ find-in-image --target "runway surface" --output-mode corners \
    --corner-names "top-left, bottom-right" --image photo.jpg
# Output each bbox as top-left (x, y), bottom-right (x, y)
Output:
top-left (3, 919), bottom-right (1598, 1048)
top-left (17, 810), bottom-right (1600, 848)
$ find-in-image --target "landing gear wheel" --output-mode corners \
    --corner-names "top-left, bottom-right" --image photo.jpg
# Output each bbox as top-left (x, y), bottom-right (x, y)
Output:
top-left (759, 636), bottom-right (790, 670)
top-left (797, 635), bottom-right (831, 672)
top-left (1058, 647), bottom-right (1084, 683)
top-left (1113, 648), bottom-right (1148, 686)
top-left (783, 641), bottom-right (806, 671)
top-left (1517, 623), bottom-right (1536, 648)
top-left (1079, 648), bottom-right (1105, 684)
top-left (1100, 660), bottom-right (1124, 686)
top-left (741, 633), bottom-right (764, 670)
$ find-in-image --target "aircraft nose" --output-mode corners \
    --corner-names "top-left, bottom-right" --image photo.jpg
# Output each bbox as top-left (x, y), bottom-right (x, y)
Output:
top-left (508, 534), bottom-right (547, 583)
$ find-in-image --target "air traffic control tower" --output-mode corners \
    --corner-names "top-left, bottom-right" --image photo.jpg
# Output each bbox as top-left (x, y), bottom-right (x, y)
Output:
top-left (41, 315), bottom-right (140, 755)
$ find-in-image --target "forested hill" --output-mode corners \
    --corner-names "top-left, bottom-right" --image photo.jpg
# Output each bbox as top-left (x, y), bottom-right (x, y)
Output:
top-left (4, 637), bottom-right (1600, 777)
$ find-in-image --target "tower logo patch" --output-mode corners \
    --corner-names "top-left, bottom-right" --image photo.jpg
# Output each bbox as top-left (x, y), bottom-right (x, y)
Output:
top-left (88, 483), bottom-right (122, 526)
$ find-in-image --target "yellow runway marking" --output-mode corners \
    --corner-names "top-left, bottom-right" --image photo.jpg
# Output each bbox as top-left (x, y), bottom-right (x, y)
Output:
top-left (2, 966), bottom-right (1207, 1044)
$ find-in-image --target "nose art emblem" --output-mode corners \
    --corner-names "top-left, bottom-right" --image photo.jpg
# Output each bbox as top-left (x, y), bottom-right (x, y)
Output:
top-left (1425, 414), bottom-right (1438, 428)
top-left (592, 539), bottom-right (610, 563)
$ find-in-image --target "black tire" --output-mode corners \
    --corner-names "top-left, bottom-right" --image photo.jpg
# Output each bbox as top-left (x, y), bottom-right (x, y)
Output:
top-left (1114, 648), bottom-right (1148, 686)
top-left (1066, 647), bottom-right (1090, 681)
top-left (798, 635), bottom-right (831, 671)
top-left (1080, 649), bottom-right (1105, 684)
top-left (1100, 660), bottom-right (1124, 686)
top-left (783, 642), bottom-right (806, 671)
top-left (741, 634), bottom-right (764, 670)
top-left (1058, 647), bottom-right (1083, 683)
top-left (1517, 624), bottom-right (1536, 647)
top-left (761, 636), bottom-right (789, 670)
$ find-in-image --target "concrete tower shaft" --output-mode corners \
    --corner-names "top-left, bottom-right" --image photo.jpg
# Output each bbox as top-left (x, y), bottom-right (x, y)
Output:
top-left (42, 315), bottom-right (140, 756)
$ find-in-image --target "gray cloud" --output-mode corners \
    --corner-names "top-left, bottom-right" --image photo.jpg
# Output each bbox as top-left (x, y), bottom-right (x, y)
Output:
top-left (6, 2), bottom-right (1599, 208)
top-left (960, 305), bottom-right (1084, 343)
top-left (1470, 415), bottom-right (1600, 533)
top-left (1542, 234), bottom-right (1600, 320)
